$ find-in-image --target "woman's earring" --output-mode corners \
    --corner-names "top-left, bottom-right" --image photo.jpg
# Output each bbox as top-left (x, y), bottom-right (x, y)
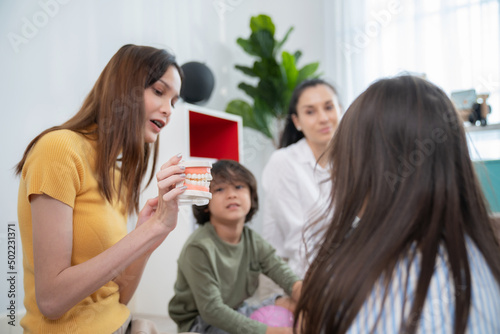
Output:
top-left (296, 126), bottom-right (302, 131)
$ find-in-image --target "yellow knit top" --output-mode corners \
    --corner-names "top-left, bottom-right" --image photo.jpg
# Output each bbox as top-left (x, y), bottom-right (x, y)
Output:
top-left (17, 129), bottom-right (130, 333)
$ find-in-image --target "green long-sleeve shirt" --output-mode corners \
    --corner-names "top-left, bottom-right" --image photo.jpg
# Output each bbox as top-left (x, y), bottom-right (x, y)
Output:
top-left (168, 223), bottom-right (300, 334)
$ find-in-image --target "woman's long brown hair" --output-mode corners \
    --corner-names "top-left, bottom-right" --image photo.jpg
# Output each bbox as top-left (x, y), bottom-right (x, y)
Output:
top-left (295, 75), bottom-right (500, 333)
top-left (16, 44), bottom-right (182, 214)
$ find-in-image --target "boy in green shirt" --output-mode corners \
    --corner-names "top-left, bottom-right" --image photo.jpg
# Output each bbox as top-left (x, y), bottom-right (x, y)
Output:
top-left (169, 160), bottom-right (302, 334)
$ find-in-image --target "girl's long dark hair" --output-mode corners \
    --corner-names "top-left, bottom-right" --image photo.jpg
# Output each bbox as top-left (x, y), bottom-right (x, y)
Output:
top-left (279, 79), bottom-right (339, 148)
top-left (16, 44), bottom-right (182, 214)
top-left (295, 75), bottom-right (500, 334)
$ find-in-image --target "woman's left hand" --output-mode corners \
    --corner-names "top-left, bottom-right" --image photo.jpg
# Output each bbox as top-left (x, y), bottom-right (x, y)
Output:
top-left (153, 154), bottom-right (187, 232)
top-left (135, 154), bottom-right (186, 253)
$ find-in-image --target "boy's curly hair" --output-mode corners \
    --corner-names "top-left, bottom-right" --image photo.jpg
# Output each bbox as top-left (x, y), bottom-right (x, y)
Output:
top-left (192, 159), bottom-right (259, 225)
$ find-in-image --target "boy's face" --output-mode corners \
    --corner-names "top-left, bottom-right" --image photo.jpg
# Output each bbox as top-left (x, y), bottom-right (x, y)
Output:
top-left (208, 180), bottom-right (251, 225)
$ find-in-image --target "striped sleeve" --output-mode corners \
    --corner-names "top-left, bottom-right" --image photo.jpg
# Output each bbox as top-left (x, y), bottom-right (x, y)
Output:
top-left (347, 239), bottom-right (500, 333)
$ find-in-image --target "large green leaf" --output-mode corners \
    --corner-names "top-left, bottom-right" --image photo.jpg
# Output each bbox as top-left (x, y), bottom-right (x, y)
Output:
top-left (235, 65), bottom-right (258, 77)
top-left (225, 99), bottom-right (260, 131)
top-left (250, 30), bottom-right (275, 59)
top-left (227, 13), bottom-right (323, 143)
top-left (253, 97), bottom-right (274, 138)
top-left (225, 98), bottom-right (273, 139)
top-left (250, 14), bottom-right (275, 36)
top-left (275, 27), bottom-right (294, 52)
top-left (281, 51), bottom-right (298, 90)
top-left (294, 50), bottom-right (302, 63)
top-left (253, 58), bottom-right (281, 79)
top-left (279, 90), bottom-right (293, 118)
top-left (297, 62), bottom-right (320, 83)
top-left (238, 82), bottom-right (260, 100)
top-left (236, 37), bottom-right (261, 57)
top-left (256, 79), bottom-right (281, 116)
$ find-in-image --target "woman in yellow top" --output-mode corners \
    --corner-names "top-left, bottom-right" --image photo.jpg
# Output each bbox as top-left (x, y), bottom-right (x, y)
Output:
top-left (16, 44), bottom-right (188, 333)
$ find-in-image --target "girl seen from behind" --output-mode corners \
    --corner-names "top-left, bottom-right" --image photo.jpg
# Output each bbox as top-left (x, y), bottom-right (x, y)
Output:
top-left (296, 75), bottom-right (500, 333)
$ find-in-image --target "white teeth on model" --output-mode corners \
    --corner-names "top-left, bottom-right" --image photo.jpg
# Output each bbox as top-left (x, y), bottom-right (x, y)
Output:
top-left (186, 173), bottom-right (211, 180)
top-left (184, 179), bottom-right (209, 188)
top-left (183, 173), bottom-right (211, 189)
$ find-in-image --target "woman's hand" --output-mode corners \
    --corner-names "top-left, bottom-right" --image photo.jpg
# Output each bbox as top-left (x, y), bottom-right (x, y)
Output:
top-left (153, 154), bottom-right (186, 232)
top-left (136, 197), bottom-right (159, 228)
top-left (136, 154), bottom-right (186, 254)
top-left (115, 156), bottom-right (186, 303)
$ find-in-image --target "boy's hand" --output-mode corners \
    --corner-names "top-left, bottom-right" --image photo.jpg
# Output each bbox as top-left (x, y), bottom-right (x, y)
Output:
top-left (266, 327), bottom-right (294, 334)
top-left (275, 296), bottom-right (297, 313)
top-left (274, 280), bottom-right (303, 313)
top-left (291, 280), bottom-right (302, 302)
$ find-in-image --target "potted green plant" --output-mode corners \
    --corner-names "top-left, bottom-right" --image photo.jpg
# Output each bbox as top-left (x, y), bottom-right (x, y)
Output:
top-left (225, 14), bottom-right (321, 146)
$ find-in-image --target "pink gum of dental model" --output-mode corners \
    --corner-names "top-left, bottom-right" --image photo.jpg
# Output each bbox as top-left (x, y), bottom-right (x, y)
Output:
top-left (183, 166), bottom-right (211, 191)
top-left (177, 161), bottom-right (213, 206)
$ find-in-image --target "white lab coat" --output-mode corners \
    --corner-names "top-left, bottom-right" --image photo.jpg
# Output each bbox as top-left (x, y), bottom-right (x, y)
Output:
top-left (261, 138), bottom-right (332, 279)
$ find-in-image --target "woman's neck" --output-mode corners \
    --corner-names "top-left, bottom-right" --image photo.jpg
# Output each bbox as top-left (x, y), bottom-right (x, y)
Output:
top-left (210, 219), bottom-right (245, 244)
top-left (306, 140), bottom-right (329, 168)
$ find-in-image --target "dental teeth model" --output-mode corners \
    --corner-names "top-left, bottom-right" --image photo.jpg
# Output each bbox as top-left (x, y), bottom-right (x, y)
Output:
top-left (177, 161), bottom-right (213, 206)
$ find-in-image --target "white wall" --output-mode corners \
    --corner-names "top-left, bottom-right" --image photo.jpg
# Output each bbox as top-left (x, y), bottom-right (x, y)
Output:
top-left (0, 0), bottom-right (326, 322)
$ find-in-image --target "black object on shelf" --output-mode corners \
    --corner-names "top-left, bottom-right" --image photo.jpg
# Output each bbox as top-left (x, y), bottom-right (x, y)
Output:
top-left (180, 62), bottom-right (215, 105)
top-left (469, 102), bottom-right (492, 127)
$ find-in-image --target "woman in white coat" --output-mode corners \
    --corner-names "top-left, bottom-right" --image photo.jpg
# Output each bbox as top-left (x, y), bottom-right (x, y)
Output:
top-left (261, 79), bottom-right (341, 279)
